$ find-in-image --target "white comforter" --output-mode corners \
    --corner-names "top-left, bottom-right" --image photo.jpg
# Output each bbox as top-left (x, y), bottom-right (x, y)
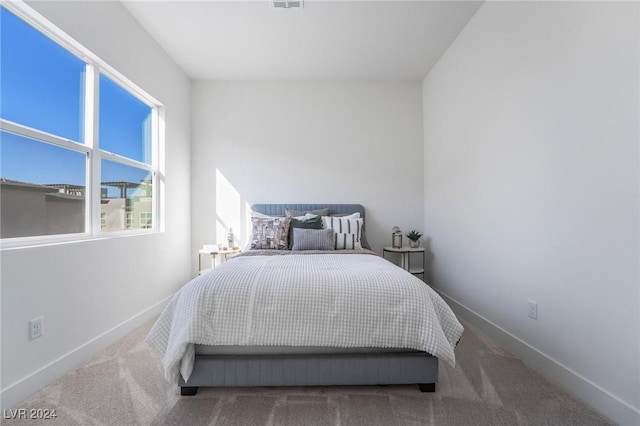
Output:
top-left (146, 252), bottom-right (463, 384)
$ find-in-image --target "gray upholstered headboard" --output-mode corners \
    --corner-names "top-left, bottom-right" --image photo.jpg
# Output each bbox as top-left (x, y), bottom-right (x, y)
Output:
top-left (250, 204), bottom-right (370, 250)
top-left (251, 204), bottom-right (365, 221)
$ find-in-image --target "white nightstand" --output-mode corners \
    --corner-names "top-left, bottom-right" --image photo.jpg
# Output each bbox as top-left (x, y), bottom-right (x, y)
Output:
top-left (382, 246), bottom-right (426, 281)
top-left (198, 248), bottom-right (241, 275)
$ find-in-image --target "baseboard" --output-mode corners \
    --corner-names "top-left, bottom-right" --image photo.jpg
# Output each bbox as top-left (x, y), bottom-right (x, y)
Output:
top-left (438, 291), bottom-right (640, 426)
top-left (0, 295), bottom-right (172, 410)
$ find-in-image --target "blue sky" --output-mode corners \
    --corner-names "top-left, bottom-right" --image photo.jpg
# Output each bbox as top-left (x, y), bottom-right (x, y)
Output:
top-left (0, 6), bottom-right (151, 193)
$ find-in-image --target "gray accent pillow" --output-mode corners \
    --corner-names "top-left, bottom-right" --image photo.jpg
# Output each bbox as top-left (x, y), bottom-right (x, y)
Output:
top-left (292, 228), bottom-right (335, 251)
top-left (250, 216), bottom-right (291, 250)
top-left (288, 214), bottom-right (323, 248)
top-left (285, 208), bottom-right (330, 218)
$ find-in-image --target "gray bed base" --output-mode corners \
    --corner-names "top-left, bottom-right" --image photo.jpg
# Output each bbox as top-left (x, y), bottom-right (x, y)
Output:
top-left (179, 352), bottom-right (438, 395)
top-left (179, 204), bottom-right (438, 395)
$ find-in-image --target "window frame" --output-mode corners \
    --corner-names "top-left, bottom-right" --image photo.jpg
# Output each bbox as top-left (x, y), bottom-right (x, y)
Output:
top-left (0, 2), bottom-right (164, 249)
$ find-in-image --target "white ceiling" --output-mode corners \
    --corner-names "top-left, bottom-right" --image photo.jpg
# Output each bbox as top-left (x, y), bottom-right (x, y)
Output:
top-left (122, 1), bottom-right (483, 81)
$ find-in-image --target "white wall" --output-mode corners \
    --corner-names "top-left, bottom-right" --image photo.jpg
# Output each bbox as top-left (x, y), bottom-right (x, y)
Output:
top-left (422, 2), bottom-right (639, 424)
top-left (1, 1), bottom-right (191, 408)
top-left (191, 81), bottom-right (424, 270)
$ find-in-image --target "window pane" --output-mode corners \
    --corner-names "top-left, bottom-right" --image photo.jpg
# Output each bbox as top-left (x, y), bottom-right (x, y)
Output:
top-left (0, 7), bottom-right (85, 142)
top-left (99, 75), bottom-right (152, 164)
top-left (100, 160), bottom-right (152, 232)
top-left (0, 131), bottom-right (86, 238)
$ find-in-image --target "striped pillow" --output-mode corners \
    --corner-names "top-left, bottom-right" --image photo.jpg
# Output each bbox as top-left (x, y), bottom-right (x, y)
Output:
top-left (292, 228), bottom-right (335, 251)
top-left (322, 216), bottom-right (364, 250)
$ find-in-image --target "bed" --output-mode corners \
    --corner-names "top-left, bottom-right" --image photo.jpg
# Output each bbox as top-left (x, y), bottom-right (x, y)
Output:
top-left (146, 204), bottom-right (463, 396)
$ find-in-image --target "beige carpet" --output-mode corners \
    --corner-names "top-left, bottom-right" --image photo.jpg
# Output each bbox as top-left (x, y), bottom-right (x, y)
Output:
top-left (5, 319), bottom-right (612, 425)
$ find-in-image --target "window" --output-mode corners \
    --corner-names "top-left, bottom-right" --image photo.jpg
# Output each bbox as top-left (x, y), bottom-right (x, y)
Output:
top-left (139, 212), bottom-right (153, 230)
top-left (0, 4), bottom-right (162, 244)
top-left (0, 7), bottom-right (85, 142)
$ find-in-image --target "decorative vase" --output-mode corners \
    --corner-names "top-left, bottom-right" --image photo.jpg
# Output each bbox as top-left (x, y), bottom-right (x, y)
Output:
top-left (409, 240), bottom-right (420, 248)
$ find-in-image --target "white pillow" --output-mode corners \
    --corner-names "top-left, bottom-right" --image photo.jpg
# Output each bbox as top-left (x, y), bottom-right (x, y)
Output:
top-left (321, 212), bottom-right (359, 228)
top-left (337, 212), bottom-right (360, 219)
top-left (322, 216), bottom-right (364, 250)
top-left (293, 213), bottom-right (320, 220)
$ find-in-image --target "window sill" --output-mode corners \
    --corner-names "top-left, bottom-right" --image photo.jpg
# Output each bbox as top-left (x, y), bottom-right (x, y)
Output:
top-left (0, 229), bottom-right (162, 251)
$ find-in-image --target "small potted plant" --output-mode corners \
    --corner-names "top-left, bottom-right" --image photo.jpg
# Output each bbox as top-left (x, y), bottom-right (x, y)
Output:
top-left (405, 230), bottom-right (423, 248)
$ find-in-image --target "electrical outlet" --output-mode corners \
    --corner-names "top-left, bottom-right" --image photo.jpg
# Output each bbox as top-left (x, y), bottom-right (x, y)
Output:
top-left (528, 301), bottom-right (538, 320)
top-left (29, 317), bottom-right (43, 340)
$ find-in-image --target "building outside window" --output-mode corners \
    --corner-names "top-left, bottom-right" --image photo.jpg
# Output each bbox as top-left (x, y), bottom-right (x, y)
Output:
top-left (139, 212), bottom-right (152, 230)
top-left (0, 4), bottom-right (162, 245)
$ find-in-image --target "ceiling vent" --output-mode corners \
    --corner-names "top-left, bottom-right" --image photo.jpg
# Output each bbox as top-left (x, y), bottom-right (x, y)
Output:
top-left (272, 0), bottom-right (303, 9)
